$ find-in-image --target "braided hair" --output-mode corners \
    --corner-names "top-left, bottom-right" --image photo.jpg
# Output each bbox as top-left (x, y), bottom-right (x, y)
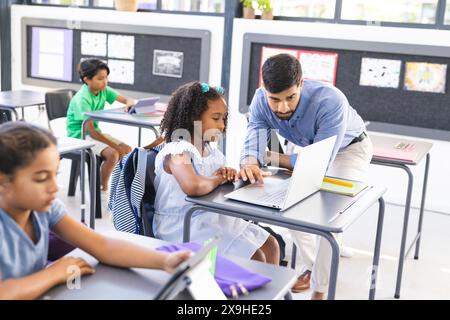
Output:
top-left (160, 81), bottom-right (226, 142)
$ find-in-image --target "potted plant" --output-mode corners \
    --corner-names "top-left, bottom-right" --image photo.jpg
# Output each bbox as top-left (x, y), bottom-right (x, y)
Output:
top-left (257, 0), bottom-right (273, 20)
top-left (241, 0), bottom-right (255, 19)
top-left (114, 0), bottom-right (139, 12)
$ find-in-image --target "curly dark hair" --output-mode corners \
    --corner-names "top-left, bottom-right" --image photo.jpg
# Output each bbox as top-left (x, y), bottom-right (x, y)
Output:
top-left (160, 81), bottom-right (227, 142)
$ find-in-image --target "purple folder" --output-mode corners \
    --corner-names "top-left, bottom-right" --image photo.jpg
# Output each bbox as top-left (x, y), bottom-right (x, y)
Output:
top-left (157, 242), bottom-right (272, 297)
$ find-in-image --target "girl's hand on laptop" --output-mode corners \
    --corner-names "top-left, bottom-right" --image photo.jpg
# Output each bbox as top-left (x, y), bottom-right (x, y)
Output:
top-left (214, 167), bottom-right (238, 184)
top-left (163, 251), bottom-right (192, 273)
top-left (239, 165), bottom-right (272, 185)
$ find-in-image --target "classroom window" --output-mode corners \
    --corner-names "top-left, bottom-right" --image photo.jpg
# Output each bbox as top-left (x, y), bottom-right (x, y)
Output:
top-left (161, 0), bottom-right (225, 13)
top-left (92, 0), bottom-right (113, 7)
top-left (445, 1), bottom-right (450, 24)
top-left (341, 0), bottom-right (438, 24)
top-left (31, 0), bottom-right (89, 5)
top-left (92, 0), bottom-right (157, 10)
top-left (273, 0), bottom-right (336, 19)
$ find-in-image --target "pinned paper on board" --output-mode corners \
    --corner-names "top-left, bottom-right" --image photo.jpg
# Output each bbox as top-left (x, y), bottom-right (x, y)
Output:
top-left (108, 59), bottom-right (135, 84)
top-left (299, 51), bottom-right (338, 85)
top-left (404, 62), bottom-right (447, 94)
top-left (108, 34), bottom-right (135, 60)
top-left (152, 50), bottom-right (184, 78)
top-left (259, 46), bottom-right (338, 87)
top-left (81, 32), bottom-right (107, 57)
top-left (359, 57), bottom-right (401, 88)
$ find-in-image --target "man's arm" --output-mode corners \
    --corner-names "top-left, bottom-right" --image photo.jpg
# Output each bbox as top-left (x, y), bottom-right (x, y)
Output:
top-left (239, 96), bottom-right (273, 183)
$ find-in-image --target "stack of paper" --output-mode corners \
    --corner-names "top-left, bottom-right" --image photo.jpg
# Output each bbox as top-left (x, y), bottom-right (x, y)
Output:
top-left (320, 177), bottom-right (368, 197)
top-left (373, 148), bottom-right (417, 162)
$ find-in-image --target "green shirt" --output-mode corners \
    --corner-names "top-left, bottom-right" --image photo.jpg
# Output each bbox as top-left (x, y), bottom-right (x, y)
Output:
top-left (66, 84), bottom-right (119, 139)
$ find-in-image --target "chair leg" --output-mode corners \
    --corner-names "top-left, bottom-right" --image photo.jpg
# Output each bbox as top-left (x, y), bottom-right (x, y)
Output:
top-left (86, 156), bottom-right (103, 220)
top-left (96, 157), bottom-right (103, 219)
top-left (68, 159), bottom-right (80, 197)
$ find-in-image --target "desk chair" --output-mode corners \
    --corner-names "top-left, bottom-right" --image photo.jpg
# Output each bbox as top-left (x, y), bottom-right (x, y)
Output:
top-left (45, 88), bottom-right (103, 219)
top-left (0, 110), bottom-right (12, 124)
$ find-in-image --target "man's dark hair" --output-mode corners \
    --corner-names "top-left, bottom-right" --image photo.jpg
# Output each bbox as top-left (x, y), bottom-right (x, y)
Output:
top-left (262, 54), bottom-right (302, 93)
top-left (78, 58), bottom-right (110, 84)
top-left (0, 122), bottom-right (57, 176)
top-left (160, 81), bottom-right (226, 142)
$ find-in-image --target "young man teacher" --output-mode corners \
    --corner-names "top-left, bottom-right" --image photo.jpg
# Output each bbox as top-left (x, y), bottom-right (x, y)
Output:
top-left (239, 54), bottom-right (373, 299)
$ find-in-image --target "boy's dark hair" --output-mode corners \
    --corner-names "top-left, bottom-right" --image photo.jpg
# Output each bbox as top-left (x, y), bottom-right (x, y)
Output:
top-left (262, 54), bottom-right (302, 93)
top-left (160, 81), bottom-right (226, 142)
top-left (78, 58), bottom-right (110, 84)
top-left (0, 122), bottom-right (57, 176)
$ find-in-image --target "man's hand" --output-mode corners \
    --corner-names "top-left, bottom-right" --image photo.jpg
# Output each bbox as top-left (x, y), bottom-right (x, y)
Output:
top-left (239, 164), bottom-right (272, 184)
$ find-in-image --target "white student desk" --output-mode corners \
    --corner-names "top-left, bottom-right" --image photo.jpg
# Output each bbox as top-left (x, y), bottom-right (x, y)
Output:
top-left (82, 108), bottom-right (162, 147)
top-left (57, 137), bottom-right (96, 229)
top-left (0, 90), bottom-right (46, 120)
top-left (42, 230), bottom-right (297, 300)
top-left (369, 132), bottom-right (433, 299)
top-left (183, 170), bottom-right (387, 300)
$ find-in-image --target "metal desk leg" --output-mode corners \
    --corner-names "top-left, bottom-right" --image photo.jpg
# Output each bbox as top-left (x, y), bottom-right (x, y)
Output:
top-left (183, 207), bottom-right (196, 242)
top-left (291, 243), bottom-right (297, 269)
top-left (321, 232), bottom-right (340, 300)
top-left (284, 292), bottom-right (293, 300)
top-left (395, 165), bottom-right (413, 299)
top-left (87, 149), bottom-right (97, 229)
top-left (80, 147), bottom-right (86, 225)
top-left (21, 107), bottom-right (25, 119)
top-left (138, 127), bottom-right (142, 147)
top-left (414, 153), bottom-right (430, 260)
top-left (81, 120), bottom-right (89, 225)
top-left (369, 197), bottom-right (385, 300)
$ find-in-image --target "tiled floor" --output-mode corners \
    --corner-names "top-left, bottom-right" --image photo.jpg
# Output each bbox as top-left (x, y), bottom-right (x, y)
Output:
top-left (28, 105), bottom-right (450, 300)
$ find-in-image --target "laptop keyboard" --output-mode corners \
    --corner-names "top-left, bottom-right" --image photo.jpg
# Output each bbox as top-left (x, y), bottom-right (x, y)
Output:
top-left (256, 189), bottom-right (286, 207)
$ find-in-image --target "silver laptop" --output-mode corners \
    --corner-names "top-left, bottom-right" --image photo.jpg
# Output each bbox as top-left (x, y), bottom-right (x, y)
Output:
top-left (225, 135), bottom-right (336, 211)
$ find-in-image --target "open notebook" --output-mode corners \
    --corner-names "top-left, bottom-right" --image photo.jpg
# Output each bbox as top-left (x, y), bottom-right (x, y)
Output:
top-left (320, 176), bottom-right (368, 197)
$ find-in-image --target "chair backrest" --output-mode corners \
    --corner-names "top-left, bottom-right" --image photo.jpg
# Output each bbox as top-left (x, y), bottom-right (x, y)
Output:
top-left (45, 89), bottom-right (77, 122)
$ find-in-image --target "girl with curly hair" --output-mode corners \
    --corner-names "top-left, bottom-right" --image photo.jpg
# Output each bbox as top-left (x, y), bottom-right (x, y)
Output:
top-left (154, 81), bottom-right (280, 264)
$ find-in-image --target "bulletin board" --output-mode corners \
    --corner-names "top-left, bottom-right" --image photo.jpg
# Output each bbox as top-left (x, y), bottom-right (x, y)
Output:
top-left (240, 33), bottom-right (450, 141)
top-left (21, 18), bottom-right (211, 100)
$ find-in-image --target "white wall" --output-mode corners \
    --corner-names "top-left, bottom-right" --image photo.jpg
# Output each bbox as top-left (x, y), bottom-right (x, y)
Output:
top-left (10, 4), bottom-right (225, 91)
top-left (227, 18), bottom-right (450, 214)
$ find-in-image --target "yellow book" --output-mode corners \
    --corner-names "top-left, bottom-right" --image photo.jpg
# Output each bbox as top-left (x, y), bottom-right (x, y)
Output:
top-left (320, 176), bottom-right (368, 197)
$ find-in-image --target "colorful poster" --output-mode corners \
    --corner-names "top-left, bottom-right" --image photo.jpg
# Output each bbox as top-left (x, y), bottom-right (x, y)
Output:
top-left (259, 46), bottom-right (338, 87)
top-left (299, 50), bottom-right (338, 85)
top-left (359, 57), bottom-right (401, 88)
top-left (404, 62), bottom-right (447, 94)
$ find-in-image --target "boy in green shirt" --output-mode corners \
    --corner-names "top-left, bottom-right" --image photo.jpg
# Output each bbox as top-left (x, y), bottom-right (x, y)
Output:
top-left (67, 59), bottom-right (134, 191)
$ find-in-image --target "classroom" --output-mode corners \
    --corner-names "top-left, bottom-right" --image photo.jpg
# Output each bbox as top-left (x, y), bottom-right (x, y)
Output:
top-left (0, 0), bottom-right (449, 304)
